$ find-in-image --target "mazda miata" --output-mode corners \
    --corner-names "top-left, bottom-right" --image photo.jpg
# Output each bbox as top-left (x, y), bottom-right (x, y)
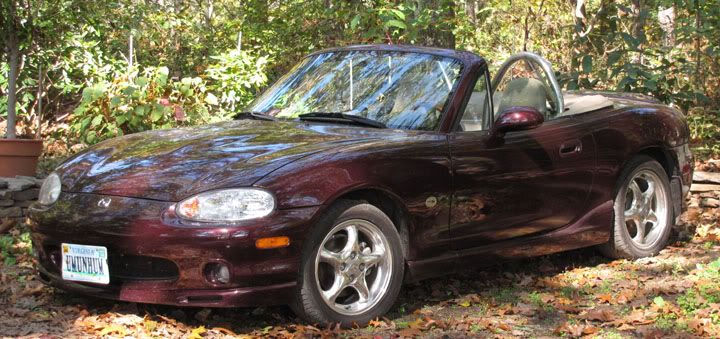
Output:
top-left (29, 45), bottom-right (693, 326)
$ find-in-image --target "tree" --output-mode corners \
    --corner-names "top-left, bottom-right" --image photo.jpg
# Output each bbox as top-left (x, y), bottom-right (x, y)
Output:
top-left (1, 0), bottom-right (22, 138)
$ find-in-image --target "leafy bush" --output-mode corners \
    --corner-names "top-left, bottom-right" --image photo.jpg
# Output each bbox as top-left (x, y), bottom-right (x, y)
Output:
top-left (688, 107), bottom-right (720, 156)
top-left (205, 49), bottom-right (269, 112)
top-left (70, 66), bottom-right (220, 144)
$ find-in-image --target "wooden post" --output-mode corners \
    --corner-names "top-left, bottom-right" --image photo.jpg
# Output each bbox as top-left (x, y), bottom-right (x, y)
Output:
top-left (35, 63), bottom-right (43, 139)
top-left (128, 32), bottom-right (134, 78)
top-left (694, 2), bottom-right (703, 105)
top-left (237, 31), bottom-right (242, 52)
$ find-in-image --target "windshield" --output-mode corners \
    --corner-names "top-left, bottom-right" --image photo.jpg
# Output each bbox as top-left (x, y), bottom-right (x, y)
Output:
top-left (245, 50), bottom-right (464, 130)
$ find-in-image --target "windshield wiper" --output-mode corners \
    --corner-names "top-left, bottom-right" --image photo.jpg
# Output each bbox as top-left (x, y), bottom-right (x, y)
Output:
top-left (233, 111), bottom-right (277, 121)
top-left (298, 112), bottom-right (386, 128)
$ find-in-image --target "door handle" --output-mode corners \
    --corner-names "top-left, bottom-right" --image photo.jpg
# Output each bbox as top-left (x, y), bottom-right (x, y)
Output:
top-left (559, 140), bottom-right (582, 157)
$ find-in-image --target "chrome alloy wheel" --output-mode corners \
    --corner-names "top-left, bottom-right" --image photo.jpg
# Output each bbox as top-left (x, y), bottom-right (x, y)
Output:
top-left (623, 169), bottom-right (669, 248)
top-left (314, 219), bottom-right (393, 315)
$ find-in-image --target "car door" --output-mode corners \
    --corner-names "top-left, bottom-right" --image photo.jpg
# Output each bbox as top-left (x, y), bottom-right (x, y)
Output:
top-left (448, 69), bottom-right (596, 250)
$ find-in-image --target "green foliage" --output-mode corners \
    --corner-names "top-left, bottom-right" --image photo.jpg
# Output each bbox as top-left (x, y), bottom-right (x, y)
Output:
top-left (0, 232), bottom-right (31, 266)
top-left (688, 108), bottom-right (720, 156)
top-left (0, 235), bottom-right (16, 266)
top-left (1, 0), bottom-right (719, 151)
top-left (674, 259), bottom-right (720, 325)
top-left (206, 49), bottom-right (269, 112)
top-left (0, 62), bottom-right (7, 117)
top-left (70, 67), bottom-right (217, 144)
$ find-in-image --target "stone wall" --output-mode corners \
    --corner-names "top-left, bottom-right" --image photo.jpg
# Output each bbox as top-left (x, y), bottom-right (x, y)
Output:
top-left (0, 176), bottom-right (43, 224)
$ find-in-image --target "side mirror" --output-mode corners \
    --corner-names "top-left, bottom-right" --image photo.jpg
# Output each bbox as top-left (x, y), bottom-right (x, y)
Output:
top-left (491, 106), bottom-right (544, 137)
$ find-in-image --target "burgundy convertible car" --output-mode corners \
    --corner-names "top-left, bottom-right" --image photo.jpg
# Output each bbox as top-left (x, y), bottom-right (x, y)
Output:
top-left (30, 45), bottom-right (692, 325)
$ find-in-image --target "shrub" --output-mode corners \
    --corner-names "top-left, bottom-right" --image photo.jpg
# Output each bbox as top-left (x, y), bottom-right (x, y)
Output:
top-left (70, 67), bottom-right (219, 144)
top-left (205, 49), bottom-right (269, 112)
top-left (688, 107), bottom-right (720, 157)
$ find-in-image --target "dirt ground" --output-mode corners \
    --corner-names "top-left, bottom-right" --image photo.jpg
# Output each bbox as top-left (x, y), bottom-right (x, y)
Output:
top-left (1, 163), bottom-right (719, 338)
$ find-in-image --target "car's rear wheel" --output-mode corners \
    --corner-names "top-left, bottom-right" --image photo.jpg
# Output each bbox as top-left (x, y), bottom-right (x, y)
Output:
top-left (292, 200), bottom-right (404, 327)
top-left (601, 156), bottom-right (673, 259)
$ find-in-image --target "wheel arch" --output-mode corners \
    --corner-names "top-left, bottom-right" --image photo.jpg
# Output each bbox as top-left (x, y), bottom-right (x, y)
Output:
top-left (636, 146), bottom-right (679, 179)
top-left (324, 187), bottom-right (411, 261)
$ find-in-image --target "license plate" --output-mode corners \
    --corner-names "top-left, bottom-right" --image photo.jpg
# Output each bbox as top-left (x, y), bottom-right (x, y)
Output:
top-left (61, 243), bottom-right (110, 284)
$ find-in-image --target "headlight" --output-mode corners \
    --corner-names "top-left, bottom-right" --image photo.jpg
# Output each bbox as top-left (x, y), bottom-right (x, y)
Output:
top-left (38, 173), bottom-right (61, 205)
top-left (175, 188), bottom-right (275, 222)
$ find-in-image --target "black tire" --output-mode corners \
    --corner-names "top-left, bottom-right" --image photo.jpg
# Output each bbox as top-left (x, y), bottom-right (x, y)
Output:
top-left (600, 156), bottom-right (674, 259)
top-left (291, 200), bottom-right (404, 327)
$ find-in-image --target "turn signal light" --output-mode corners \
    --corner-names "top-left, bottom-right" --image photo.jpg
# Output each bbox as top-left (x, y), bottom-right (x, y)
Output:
top-left (255, 236), bottom-right (290, 249)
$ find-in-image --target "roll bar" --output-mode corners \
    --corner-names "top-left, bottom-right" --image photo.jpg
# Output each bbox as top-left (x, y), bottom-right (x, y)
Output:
top-left (490, 52), bottom-right (564, 116)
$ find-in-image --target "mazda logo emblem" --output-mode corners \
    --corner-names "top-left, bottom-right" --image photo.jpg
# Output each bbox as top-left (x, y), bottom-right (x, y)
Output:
top-left (97, 197), bottom-right (112, 208)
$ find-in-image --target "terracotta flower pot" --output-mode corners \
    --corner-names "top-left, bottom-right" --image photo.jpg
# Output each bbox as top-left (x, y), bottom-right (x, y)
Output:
top-left (0, 139), bottom-right (43, 177)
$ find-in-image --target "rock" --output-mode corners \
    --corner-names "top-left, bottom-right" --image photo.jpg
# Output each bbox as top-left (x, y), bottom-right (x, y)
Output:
top-left (701, 198), bottom-right (720, 208)
top-left (7, 307), bottom-right (29, 317)
top-left (690, 184), bottom-right (720, 192)
top-left (1, 177), bottom-right (35, 191)
top-left (688, 196), bottom-right (700, 208)
top-left (0, 207), bottom-right (22, 218)
top-left (0, 191), bottom-right (10, 199)
top-left (15, 200), bottom-right (35, 208)
top-left (170, 309), bottom-right (186, 321)
top-left (0, 218), bottom-right (15, 234)
top-left (694, 171), bottom-right (720, 184)
top-left (12, 188), bottom-right (39, 201)
top-left (14, 176), bottom-right (42, 187)
top-left (194, 308), bottom-right (212, 322)
top-left (0, 180), bottom-right (7, 189)
top-left (0, 199), bottom-right (13, 207)
top-left (251, 307), bottom-right (266, 316)
top-left (700, 192), bottom-right (717, 198)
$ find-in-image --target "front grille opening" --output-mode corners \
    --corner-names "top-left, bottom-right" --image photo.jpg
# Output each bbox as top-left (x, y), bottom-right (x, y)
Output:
top-left (109, 254), bottom-right (179, 281)
top-left (41, 245), bottom-right (179, 282)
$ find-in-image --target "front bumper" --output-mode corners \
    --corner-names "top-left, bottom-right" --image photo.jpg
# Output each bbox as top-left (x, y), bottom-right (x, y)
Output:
top-left (36, 266), bottom-right (296, 307)
top-left (28, 192), bottom-right (320, 307)
top-left (670, 143), bottom-right (694, 222)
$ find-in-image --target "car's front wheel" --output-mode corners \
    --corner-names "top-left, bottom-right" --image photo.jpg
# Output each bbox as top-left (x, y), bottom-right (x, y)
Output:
top-left (601, 156), bottom-right (674, 258)
top-left (292, 200), bottom-right (404, 327)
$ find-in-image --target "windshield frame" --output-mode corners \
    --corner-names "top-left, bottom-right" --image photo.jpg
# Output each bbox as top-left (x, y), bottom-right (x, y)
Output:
top-left (245, 45), bottom-right (482, 132)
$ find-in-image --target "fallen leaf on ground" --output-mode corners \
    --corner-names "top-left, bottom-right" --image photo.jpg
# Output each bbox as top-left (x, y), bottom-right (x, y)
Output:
top-left (21, 282), bottom-right (45, 296)
top-left (511, 303), bottom-right (536, 316)
top-left (578, 308), bottom-right (615, 322)
top-left (98, 324), bottom-right (126, 337)
top-left (597, 293), bottom-right (613, 304)
top-left (188, 326), bottom-right (206, 339)
top-left (555, 322), bottom-right (597, 338)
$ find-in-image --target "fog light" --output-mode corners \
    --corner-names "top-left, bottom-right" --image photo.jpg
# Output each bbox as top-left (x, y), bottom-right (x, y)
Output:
top-left (203, 262), bottom-right (230, 284)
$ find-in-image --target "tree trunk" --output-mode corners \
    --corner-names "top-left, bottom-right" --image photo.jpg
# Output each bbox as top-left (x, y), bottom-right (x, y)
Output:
top-left (658, 6), bottom-right (674, 47)
top-left (6, 46), bottom-right (19, 139)
top-left (568, 0), bottom-right (587, 79)
top-left (694, 1), bottom-right (703, 103)
top-left (35, 63), bottom-right (43, 139)
top-left (466, 0), bottom-right (476, 25)
top-left (4, 0), bottom-right (20, 139)
top-left (631, 0), bottom-right (645, 63)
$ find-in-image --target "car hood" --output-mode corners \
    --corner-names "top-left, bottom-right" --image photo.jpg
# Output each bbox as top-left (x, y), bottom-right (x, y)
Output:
top-left (57, 120), bottom-right (390, 201)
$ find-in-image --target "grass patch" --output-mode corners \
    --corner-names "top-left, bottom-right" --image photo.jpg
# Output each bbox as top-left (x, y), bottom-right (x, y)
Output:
top-left (486, 287), bottom-right (518, 304)
top-left (0, 230), bottom-right (33, 266)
